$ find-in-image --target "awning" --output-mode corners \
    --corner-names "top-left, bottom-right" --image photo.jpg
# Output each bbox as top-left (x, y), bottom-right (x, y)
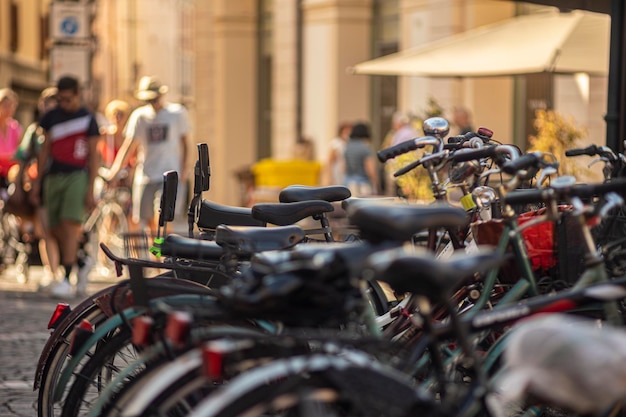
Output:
top-left (349, 10), bottom-right (610, 77)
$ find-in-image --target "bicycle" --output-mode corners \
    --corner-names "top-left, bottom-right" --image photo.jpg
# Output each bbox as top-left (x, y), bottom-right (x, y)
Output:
top-left (35, 148), bottom-right (359, 417)
top-left (0, 202), bottom-right (31, 283)
top-left (50, 195), bottom-right (473, 417)
top-left (170, 178), bottom-right (626, 416)
top-left (40, 137), bottom-right (600, 416)
top-left (82, 176), bottom-right (130, 278)
top-left (67, 171), bottom-right (624, 414)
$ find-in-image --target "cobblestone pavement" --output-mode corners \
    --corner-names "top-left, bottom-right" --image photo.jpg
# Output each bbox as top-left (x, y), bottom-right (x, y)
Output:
top-left (0, 265), bottom-right (119, 417)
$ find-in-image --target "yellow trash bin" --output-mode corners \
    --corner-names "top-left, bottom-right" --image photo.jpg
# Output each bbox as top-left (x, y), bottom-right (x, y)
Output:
top-left (252, 159), bottom-right (321, 188)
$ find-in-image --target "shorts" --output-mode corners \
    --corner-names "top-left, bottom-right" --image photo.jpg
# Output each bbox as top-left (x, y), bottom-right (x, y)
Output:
top-left (44, 171), bottom-right (88, 228)
top-left (133, 180), bottom-right (186, 224)
top-left (133, 181), bottom-right (162, 224)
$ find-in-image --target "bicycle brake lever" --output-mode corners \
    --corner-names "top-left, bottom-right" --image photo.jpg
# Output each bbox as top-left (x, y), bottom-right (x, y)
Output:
top-left (595, 192), bottom-right (625, 219)
top-left (587, 156), bottom-right (609, 169)
top-left (536, 166), bottom-right (558, 188)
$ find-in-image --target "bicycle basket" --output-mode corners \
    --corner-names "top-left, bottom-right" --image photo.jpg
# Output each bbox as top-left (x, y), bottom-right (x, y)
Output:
top-left (124, 232), bottom-right (151, 259)
top-left (471, 208), bottom-right (557, 283)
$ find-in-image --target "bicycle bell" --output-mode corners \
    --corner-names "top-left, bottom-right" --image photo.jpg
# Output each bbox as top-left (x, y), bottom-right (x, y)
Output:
top-left (422, 117), bottom-right (450, 139)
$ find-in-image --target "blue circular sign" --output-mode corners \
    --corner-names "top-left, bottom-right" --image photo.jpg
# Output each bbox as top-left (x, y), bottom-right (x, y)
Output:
top-left (60, 16), bottom-right (79, 36)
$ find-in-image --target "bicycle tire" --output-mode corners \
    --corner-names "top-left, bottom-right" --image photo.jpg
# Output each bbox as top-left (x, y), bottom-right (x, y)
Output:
top-left (60, 301), bottom-right (254, 417)
top-left (98, 325), bottom-right (274, 417)
top-left (37, 274), bottom-right (205, 417)
top-left (61, 327), bottom-right (134, 417)
top-left (98, 349), bottom-right (204, 417)
top-left (185, 353), bottom-right (433, 417)
top-left (37, 304), bottom-right (110, 417)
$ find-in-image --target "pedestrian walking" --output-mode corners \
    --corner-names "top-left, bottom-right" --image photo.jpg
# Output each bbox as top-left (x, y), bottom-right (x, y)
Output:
top-left (104, 76), bottom-right (189, 234)
top-left (324, 121), bottom-right (352, 186)
top-left (0, 88), bottom-right (22, 190)
top-left (344, 121), bottom-right (379, 196)
top-left (30, 76), bottom-right (100, 298)
top-left (12, 87), bottom-right (60, 287)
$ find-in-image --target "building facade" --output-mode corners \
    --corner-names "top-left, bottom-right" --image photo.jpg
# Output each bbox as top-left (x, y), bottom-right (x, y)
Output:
top-left (0, 0), bottom-right (609, 206)
top-left (0, 0), bottom-right (50, 125)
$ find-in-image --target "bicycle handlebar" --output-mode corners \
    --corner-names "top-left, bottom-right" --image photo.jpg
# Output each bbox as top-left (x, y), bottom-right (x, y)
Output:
top-left (377, 136), bottom-right (440, 162)
top-left (450, 146), bottom-right (498, 163)
top-left (503, 177), bottom-right (626, 205)
top-left (500, 152), bottom-right (549, 175)
top-left (565, 145), bottom-right (601, 158)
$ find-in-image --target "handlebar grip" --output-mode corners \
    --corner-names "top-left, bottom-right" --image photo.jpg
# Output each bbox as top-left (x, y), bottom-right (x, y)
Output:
top-left (503, 189), bottom-right (552, 206)
top-left (377, 139), bottom-right (420, 162)
top-left (565, 145), bottom-right (598, 157)
top-left (567, 178), bottom-right (626, 199)
top-left (450, 146), bottom-right (497, 163)
top-left (501, 153), bottom-right (541, 175)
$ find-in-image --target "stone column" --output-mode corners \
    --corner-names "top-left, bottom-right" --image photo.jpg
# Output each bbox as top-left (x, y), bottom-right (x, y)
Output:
top-left (301, 0), bottom-right (371, 162)
top-left (194, 1), bottom-right (257, 206)
top-left (272, 0), bottom-right (299, 160)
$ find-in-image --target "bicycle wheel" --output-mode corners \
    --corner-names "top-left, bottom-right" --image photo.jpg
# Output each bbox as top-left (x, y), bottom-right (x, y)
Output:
top-left (37, 276), bottom-right (191, 417)
top-left (98, 348), bottom-right (206, 417)
top-left (185, 353), bottom-right (433, 417)
top-left (60, 327), bottom-right (135, 417)
top-left (37, 303), bottom-right (110, 417)
top-left (99, 325), bottom-right (272, 417)
top-left (60, 299), bottom-right (246, 417)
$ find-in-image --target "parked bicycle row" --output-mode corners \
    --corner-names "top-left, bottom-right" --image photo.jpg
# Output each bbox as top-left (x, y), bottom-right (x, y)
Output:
top-left (34, 117), bottom-right (626, 417)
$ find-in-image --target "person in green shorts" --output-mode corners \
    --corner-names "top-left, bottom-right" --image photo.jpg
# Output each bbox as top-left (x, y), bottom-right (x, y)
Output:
top-left (30, 76), bottom-right (100, 298)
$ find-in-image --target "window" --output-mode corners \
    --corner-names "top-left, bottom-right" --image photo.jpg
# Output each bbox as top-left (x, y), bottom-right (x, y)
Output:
top-left (10, 1), bottom-right (19, 53)
top-left (371, 0), bottom-right (399, 150)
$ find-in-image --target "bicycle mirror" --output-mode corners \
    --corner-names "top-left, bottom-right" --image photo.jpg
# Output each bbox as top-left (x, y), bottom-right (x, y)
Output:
top-left (199, 143), bottom-right (210, 192)
top-left (160, 170), bottom-right (178, 225)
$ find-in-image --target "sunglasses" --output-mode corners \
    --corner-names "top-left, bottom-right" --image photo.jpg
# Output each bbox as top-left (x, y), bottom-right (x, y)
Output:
top-left (57, 95), bottom-right (75, 104)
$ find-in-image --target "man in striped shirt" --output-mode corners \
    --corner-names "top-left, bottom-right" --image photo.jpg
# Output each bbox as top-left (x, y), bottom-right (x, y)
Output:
top-left (31, 76), bottom-right (100, 298)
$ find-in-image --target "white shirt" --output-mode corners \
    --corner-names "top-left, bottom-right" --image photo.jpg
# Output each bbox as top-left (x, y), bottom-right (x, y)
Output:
top-left (125, 102), bottom-right (190, 183)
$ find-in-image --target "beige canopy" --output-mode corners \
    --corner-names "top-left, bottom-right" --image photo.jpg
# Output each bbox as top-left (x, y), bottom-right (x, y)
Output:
top-left (350, 10), bottom-right (610, 77)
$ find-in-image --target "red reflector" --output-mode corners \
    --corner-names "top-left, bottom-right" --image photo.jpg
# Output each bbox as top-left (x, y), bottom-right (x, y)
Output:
top-left (47, 303), bottom-right (72, 330)
top-left (132, 316), bottom-right (154, 347)
top-left (69, 319), bottom-right (94, 356)
top-left (477, 126), bottom-right (493, 138)
top-left (164, 311), bottom-right (192, 348)
top-left (202, 341), bottom-right (225, 380)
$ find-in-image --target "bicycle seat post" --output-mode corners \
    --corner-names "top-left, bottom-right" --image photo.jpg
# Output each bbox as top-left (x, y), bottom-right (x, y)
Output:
top-left (312, 212), bottom-right (334, 242)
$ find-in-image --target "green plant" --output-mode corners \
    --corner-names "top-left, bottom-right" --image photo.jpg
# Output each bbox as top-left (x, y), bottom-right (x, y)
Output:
top-left (527, 109), bottom-right (589, 177)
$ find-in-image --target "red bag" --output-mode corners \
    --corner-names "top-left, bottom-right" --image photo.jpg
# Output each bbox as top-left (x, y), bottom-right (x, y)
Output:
top-left (517, 208), bottom-right (556, 271)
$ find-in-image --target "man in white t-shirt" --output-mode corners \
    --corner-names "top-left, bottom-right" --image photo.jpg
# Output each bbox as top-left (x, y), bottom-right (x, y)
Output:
top-left (104, 76), bottom-right (189, 232)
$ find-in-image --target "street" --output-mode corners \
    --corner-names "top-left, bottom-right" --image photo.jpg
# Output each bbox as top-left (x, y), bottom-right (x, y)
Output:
top-left (0, 265), bottom-right (117, 417)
